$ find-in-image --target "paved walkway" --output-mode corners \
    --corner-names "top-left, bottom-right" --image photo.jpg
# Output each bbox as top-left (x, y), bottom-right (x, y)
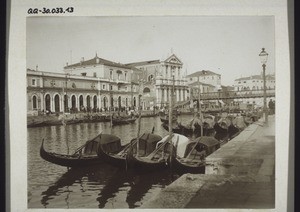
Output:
top-left (141, 116), bottom-right (275, 209)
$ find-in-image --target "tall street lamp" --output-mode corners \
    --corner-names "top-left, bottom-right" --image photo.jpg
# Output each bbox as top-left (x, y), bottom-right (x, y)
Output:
top-left (259, 48), bottom-right (268, 125)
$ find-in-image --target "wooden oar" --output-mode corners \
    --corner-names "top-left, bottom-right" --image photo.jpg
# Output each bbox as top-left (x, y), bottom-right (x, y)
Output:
top-left (117, 133), bottom-right (145, 156)
top-left (170, 135), bottom-right (180, 169)
top-left (146, 134), bottom-right (174, 160)
top-left (185, 137), bottom-right (202, 160)
top-left (72, 132), bottom-right (102, 155)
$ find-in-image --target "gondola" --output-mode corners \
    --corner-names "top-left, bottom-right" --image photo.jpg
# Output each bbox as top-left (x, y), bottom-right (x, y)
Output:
top-left (141, 113), bottom-right (157, 118)
top-left (213, 121), bottom-right (230, 142)
top-left (97, 133), bottom-right (162, 169)
top-left (162, 122), bottom-right (216, 138)
top-left (112, 117), bottom-right (137, 126)
top-left (161, 123), bottom-right (202, 138)
top-left (172, 136), bottom-right (220, 174)
top-left (129, 134), bottom-right (180, 172)
top-left (84, 114), bottom-right (111, 123)
top-left (40, 133), bottom-right (121, 167)
top-left (160, 116), bottom-right (177, 124)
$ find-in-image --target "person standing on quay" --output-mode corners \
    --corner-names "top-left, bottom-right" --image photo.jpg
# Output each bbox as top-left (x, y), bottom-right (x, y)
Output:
top-left (268, 99), bottom-right (275, 115)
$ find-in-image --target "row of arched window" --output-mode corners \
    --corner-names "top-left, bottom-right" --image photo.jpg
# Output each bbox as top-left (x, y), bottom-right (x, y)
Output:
top-left (30, 93), bottom-right (137, 113)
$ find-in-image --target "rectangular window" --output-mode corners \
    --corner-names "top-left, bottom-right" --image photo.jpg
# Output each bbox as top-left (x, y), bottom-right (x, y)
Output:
top-left (93, 72), bottom-right (97, 77)
top-left (110, 85), bottom-right (113, 90)
top-left (102, 84), bottom-right (106, 90)
top-left (81, 73), bottom-right (87, 76)
top-left (32, 79), bottom-right (36, 86)
top-left (125, 73), bottom-right (127, 81)
top-left (110, 70), bottom-right (113, 79)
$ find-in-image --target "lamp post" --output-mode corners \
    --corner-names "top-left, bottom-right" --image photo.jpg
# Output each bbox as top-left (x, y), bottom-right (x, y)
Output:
top-left (259, 48), bottom-right (268, 125)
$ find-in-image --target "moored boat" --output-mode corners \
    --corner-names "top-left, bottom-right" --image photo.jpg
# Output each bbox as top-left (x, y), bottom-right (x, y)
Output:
top-left (112, 117), bottom-right (137, 126)
top-left (161, 123), bottom-right (202, 138)
top-left (129, 134), bottom-right (181, 172)
top-left (160, 116), bottom-right (177, 124)
top-left (40, 133), bottom-right (121, 167)
top-left (97, 133), bottom-right (162, 169)
top-left (172, 136), bottom-right (220, 174)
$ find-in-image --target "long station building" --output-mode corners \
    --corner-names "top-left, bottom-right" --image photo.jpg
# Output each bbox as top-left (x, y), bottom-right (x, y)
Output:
top-left (27, 54), bottom-right (190, 114)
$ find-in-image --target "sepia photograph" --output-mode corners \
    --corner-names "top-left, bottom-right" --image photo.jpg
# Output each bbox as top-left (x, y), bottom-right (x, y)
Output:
top-left (7, 0), bottom-right (291, 211)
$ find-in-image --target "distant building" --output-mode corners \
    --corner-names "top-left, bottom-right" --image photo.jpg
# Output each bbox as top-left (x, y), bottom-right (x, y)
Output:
top-left (27, 53), bottom-right (190, 114)
top-left (233, 74), bottom-right (275, 91)
top-left (186, 70), bottom-right (221, 91)
top-left (126, 54), bottom-right (189, 109)
top-left (27, 54), bottom-right (143, 114)
top-left (189, 81), bottom-right (215, 98)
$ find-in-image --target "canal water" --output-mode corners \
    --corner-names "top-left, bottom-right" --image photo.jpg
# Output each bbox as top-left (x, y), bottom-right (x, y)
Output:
top-left (28, 115), bottom-right (193, 208)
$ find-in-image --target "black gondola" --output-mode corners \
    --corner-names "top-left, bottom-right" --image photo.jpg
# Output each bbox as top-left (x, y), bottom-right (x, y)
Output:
top-left (97, 133), bottom-right (162, 169)
top-left (112, 117), bottom-right (137, 126)
top-left (129, 134), bottom-right (179, 172)
top-left (162, 122), bottom-right (217, 138)
top-left (172, 136), bottom-right (220, 174)
top-left (160, 115), bottom-right (177, 124)
top-left (40, 133), bottom-right (122, 167)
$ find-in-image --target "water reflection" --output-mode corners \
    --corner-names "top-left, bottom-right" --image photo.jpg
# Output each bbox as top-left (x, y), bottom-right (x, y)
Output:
top-left (28, 116), bottom-right (193, 208)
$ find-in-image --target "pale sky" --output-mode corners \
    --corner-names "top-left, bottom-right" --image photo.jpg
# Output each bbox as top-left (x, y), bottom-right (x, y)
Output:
top-left (27, 16), bottom-right (274, 86)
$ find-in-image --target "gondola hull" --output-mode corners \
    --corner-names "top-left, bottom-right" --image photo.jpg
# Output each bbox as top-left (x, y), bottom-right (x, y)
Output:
top-left (97, 144), bottom-right (129, 168)
top-left (40, 133), bottom-right (121, 167)
top-left (172, 158), bottom-right (205, 174)
top-left (129, 156), bottom-right (168, 172)
top-left (160, 117), bottom-right (177, 124)
top-left (112, 118), bottom-right (136, 126)
top-left (97, 133), bottom-right (163, 169)
top-left (40, 142), bottom-right (103, 167)
top-left (172, 136), bottom-right (220, 174)
top-left (162, 123), bottom-right (203, 138)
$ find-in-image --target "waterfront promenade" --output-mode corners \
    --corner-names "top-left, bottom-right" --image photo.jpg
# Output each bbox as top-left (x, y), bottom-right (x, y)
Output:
top-left (141, 115), bottom-right (275, 208)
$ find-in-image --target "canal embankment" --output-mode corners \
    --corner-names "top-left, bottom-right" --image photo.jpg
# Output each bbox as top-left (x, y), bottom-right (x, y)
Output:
top-left (141, 115), bottom-right (275, 208)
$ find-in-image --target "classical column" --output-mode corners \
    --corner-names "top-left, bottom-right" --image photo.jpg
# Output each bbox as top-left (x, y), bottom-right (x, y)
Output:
top-left (40, 92), bottom-right (44, 111)
top-left (181, 89), bottom-right (184, 101)
top-left (98, 94), bottom-right (101, 110)
top-left (164, 88), bottom-right (168, 103)
top-left (178, 89), bottom-right (181, 101)
top-left (176, 89), bottom-right (180, 102)
top-left (156, 88), bottom-right (160, 106)
top-left (51, 95), bottom-right (54, 112)
top-left (76, 95), bottom-right (80, 109)
top-left (60, 95), bottom-right (64, 112)
top-left (183, 89), bottom-right (186, 101)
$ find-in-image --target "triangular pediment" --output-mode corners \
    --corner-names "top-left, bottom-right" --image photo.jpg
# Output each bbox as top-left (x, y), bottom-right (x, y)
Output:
top-left (164, 54), bottom-right (182, 65)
